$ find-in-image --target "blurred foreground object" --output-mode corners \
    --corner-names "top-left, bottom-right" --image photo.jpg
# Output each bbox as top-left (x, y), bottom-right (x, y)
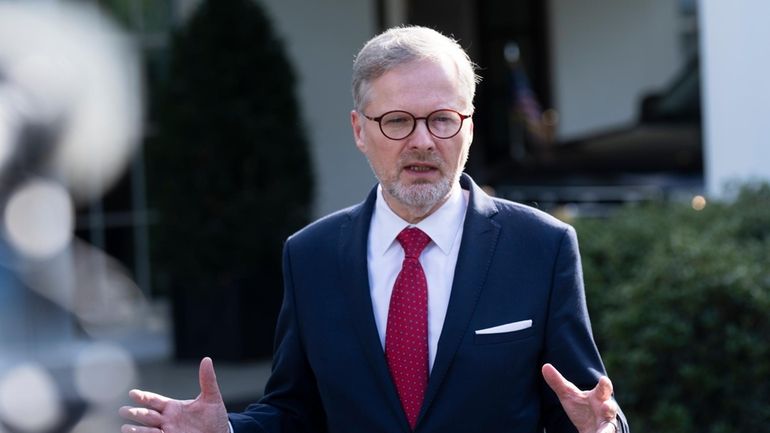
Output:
top-left (0, 1), bottom-right (145, 432)
top-left (0, 0), bottom-right (145, 325)
top-left (0, 0), bottom-right (142, 205)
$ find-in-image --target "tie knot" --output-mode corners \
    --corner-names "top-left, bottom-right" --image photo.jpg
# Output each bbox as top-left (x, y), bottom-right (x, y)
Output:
top-left (397, 227), bottom-right (431, 259)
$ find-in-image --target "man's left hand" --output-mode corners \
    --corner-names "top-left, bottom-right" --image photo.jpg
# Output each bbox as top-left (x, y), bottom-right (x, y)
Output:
top-left (541, 363), bottom-right (619, 433)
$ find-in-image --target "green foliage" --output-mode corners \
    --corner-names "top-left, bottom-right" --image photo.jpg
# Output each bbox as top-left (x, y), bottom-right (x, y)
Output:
top-left (147, 0), bottom-right (312, 302)
top-left (575, 184), bottom-right (770, 433)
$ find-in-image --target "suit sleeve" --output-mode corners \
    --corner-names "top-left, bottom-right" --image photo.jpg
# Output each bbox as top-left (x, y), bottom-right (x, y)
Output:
top-left (228, 239), bottom-right (326, 433)
top-left (540, 226), bottom-right (629, 433)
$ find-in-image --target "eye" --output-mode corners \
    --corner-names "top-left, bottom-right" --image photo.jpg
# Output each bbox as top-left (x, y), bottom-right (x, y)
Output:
top-left (382, 113), bottom-right (412, 125)
top-left (430, 111), bottom-right (459, 124)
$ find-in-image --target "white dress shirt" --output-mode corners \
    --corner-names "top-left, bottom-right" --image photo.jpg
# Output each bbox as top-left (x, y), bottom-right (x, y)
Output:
top-left (367, 183), bottom-right (468, 371)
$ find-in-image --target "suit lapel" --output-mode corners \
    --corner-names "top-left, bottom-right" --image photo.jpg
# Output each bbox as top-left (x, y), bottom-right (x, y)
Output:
top-left (338, 186), bottom-right (411, 431)
top-left (419, 174), bottom-right (501, 423)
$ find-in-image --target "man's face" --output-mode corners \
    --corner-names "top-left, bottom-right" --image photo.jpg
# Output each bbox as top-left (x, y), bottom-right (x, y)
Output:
top-left (351, 59), bottom-right (473, 221)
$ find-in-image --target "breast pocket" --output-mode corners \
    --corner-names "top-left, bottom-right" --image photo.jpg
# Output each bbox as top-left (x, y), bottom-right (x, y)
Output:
top-left (473, 318), bottom-right (536, 345)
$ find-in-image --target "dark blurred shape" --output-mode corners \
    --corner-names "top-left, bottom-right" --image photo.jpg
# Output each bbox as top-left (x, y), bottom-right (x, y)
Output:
top-left (147, 0), bottom-right (314, 361)
top-left (490, 56), bottom-right (703, 214)
top-left (504, 41), bottom-right (554, 161)
top-left (640, 56), bottom-right (701, 124)
top-left (543, 56), bottom-right (701, 174)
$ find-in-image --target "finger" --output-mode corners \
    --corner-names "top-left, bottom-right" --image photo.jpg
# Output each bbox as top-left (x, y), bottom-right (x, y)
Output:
top-left (128, 389), bottom-right (170, 412)
top-left (121, 424), bottom-right (163, 433)
top-left (119, 406), bottom-right (164, 426)
top-left (541, 363), bottom-right (580, 397)
top-left (199, 357), bottom-right (224, 403)
top-left (594, 376), bottom-right (614, 401)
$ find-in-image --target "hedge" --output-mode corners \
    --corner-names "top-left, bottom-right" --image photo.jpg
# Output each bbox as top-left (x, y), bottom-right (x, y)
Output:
top-left (575, 184), bottom-right (770, 433)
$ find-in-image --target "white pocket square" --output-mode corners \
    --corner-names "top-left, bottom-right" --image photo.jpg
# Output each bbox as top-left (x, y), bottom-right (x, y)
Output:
top-left (475, 319), bottom-right (533, 335)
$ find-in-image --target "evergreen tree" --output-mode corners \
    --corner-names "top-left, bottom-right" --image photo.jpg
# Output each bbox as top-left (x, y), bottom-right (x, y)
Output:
top-left (148, 0), bottom-right (313, 360)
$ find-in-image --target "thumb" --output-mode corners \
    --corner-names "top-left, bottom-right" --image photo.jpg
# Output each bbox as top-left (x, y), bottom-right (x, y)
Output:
top-left (594, 376), bottom-right (614, 401)
top-left (199, 357), bottom-right (224, 403)
top-left (542, 363), bottom-right (579, 397)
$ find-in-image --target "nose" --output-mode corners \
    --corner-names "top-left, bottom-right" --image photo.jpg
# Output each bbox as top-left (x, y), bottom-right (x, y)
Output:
top-left (406, 119), bottom-right (435, 150)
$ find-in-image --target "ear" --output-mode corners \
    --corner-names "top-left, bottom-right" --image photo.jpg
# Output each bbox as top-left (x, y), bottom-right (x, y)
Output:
top-left (351, 110), bottom-right (367, 153)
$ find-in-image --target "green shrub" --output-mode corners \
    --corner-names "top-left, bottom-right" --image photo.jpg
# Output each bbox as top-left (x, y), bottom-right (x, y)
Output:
top-left (575, 184), bottom-right (770, 433)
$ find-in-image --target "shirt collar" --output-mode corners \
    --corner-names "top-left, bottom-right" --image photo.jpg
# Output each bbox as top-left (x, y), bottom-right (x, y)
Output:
top-left (371, 182), bottom-right (468, 257)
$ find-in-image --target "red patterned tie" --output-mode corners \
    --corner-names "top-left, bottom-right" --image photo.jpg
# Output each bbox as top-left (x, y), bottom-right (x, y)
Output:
top-left (385, 227), bottom-right (431, 430)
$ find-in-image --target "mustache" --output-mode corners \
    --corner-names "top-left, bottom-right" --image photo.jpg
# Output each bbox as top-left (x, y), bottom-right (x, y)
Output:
top-left (398, 151), bottom-right (443, 167)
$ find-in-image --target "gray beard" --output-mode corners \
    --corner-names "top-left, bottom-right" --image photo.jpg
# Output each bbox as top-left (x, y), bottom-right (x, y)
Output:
top-left (367, 148), bottom-right (467, 217)
top-left (386, 175), bottom-right (452, 216)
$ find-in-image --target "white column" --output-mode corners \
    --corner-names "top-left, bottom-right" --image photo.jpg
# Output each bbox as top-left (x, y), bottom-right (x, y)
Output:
top-left (699, 0), bottom-right (770, 195)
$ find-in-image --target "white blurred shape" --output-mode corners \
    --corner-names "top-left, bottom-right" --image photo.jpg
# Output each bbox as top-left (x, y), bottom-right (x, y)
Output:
top-left (0, 2), bottom-right (142, 203)
top-left (0, 364), bottom-right (63, 432)
top-left (14, 238), bottom-right (148, 335)
top-left (3, 178), bottom-right (73, 259)
top-left (69, 409), bottom-right (123, 433)
top-left (10, 54), bottom-right (78, 125)
top-left (69, 241), bottom-right (146, 331)
top-left (74, 342), bottom-right (137, 404)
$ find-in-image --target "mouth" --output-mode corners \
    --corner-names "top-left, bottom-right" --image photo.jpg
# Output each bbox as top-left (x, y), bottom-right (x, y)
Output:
top-left (402, 158), bottom-right (441, 171)
top-left (404, 164), bottom-right (437, 173)
top-left (401, 163), bottom-right (440, 181)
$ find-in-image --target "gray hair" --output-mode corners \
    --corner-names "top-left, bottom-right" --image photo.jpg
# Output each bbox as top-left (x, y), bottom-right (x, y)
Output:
top-left (351, 25), bottom-right (481, 113)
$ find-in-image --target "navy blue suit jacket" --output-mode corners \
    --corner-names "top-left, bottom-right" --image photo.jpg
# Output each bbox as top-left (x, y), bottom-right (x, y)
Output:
top-left (230, 174), bottom-right (628, 433)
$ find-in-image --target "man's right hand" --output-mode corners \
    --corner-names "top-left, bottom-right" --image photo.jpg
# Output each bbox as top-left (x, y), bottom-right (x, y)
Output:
top-left (119, 357), bottom-right (230, 433)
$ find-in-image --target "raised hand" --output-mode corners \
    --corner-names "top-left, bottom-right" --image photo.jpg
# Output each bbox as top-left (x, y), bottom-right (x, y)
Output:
top-left (119, 357), bottom-right (230, 433)
top-left (541, 363), bottom-right (620, 433)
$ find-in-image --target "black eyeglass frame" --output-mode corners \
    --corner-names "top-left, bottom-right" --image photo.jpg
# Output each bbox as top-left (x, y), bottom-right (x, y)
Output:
top-left (361, 109), bottom-right (472, 140)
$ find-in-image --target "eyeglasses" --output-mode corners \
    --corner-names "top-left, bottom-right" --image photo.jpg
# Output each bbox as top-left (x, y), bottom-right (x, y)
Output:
top-left (362, 109), bottom-right (471, 140)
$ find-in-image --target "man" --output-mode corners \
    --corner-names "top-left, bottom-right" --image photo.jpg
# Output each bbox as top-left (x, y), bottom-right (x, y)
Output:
top-left (120, 26), bottom-right (628, 433)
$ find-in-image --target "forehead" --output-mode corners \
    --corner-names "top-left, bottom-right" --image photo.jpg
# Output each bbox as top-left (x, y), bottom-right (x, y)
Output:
top-left (365, 59), bottom-right (468, 113)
